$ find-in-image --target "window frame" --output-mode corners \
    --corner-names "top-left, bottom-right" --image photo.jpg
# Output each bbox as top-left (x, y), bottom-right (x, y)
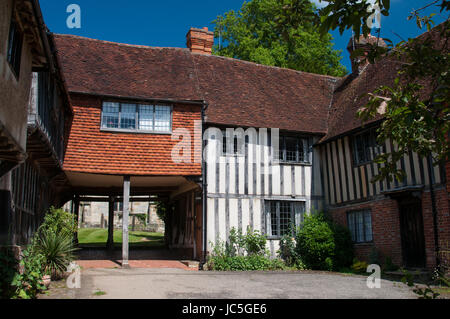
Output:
top-left (7, 17), bottom-right (23, 79)
top-left (278, 135), bottom-right (311, 164)
top-left (346, 209), bottom-right (373, 244)
top-left (352, 129), bottom-right (381, 166)
top-left (265, 200), bottom-right (305, 239)
top-left (221, 130), bottom-right (244, 157)
top-left (100, 101), bottom-right (173, 134)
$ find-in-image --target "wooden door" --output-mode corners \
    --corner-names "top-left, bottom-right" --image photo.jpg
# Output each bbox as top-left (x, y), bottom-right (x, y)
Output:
top-left (399, 199), bottom-right (426, 268)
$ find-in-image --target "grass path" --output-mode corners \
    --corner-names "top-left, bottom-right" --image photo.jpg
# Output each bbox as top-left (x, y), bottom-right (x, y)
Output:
top-left (78, 228), bottom-right (164, 247)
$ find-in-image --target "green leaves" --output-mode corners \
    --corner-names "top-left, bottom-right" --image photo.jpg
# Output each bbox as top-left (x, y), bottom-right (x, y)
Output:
top-left (34, 229), bottom-right (78, 280)
top-left (212, 0), bottom-right (347, 76)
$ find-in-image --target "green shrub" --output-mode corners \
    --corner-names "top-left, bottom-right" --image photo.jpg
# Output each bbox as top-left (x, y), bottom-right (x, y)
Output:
top-left (11, 245), bottom-right (46, 299)
top-left (39, 206), bottom-right (77, 236)
top-left (0, 248), bottom-right (19, 299)
top-left (207, 254), bottom-right (285, 271)
top-left (226, 227), bottom-right (267, 257)
top-left (351, 259), bottom-right (369, 273)
top-left (331, 223), bottom-right (354, 269)
top-left (384, 256), bottom-right (399, 271)
top-left (279, 233), bottom-right (298, 266)
top-left (206, 227), bottom-right (285, 271)
top-left (34, 229), bottom-right (78, 280)
top-left (295, 214), bottom-right (335, 270)
top-left (278, 230), bottom-right (306, 269)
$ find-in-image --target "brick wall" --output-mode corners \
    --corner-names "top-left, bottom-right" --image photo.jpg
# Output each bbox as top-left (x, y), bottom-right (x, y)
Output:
top-left (64, 93), bottom-right (202, 176)
top-left (329, 187), bottom-right (450, 269)
top-left (330, 197), bottom-right (403, 266)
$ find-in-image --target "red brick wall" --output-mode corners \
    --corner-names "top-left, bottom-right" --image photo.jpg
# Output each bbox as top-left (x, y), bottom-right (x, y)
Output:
top-left (329, 187), bottom-right (450, 269)
top-left (330, 197), bottom-right (403, 266)
top-left (64, 93), bottom-right (202, 176)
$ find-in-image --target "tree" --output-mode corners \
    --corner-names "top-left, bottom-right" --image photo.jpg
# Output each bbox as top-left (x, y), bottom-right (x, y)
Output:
top-left (282, 0), bottom-right (449, 183)
top-left (212, 0), bottom-right (348, 77)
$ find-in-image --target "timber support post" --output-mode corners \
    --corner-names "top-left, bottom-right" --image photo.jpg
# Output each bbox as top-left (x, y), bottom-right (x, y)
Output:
top-left (107, 196), bottom-right (115, 252)
top-left (122, 176), bottom-right (130, 268)
top-left (73, 195), bottom-right (80, 245)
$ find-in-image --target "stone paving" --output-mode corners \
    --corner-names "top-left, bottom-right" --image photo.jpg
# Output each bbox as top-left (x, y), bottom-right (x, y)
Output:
top-left (38, 266), bottom-right (417, 299)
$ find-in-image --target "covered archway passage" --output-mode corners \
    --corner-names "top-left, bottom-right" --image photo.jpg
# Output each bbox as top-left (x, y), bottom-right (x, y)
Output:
top-left (66, 172), bottom-right (203, 267)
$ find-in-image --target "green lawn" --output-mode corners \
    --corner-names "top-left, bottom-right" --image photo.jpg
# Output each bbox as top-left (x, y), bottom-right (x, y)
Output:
top-left (78, 228), bottom-right (165, 248)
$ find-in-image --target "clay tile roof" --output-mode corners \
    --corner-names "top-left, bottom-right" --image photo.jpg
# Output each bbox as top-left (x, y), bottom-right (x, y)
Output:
top-left (194, 54), bottom-right (338, 133)
top-left (320, 56), bottom-right (400, 143)
top-left (321, 23), bottom-right (447, 144)
top-left (54, 34), bottom-right (338, 134)
top-left (53, 34), bottom-right (203, 101)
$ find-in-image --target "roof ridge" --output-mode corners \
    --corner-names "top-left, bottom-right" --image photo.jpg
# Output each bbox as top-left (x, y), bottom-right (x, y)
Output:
top-left (53, 33), bottom-right (190, 52)
top-left (54, 33), bottom-right (344, 80)
top-left (193, 53), bottom-right (343, 80)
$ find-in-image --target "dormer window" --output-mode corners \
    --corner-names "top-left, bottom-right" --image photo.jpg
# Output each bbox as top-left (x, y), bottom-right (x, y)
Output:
top-left (101, 102), bottom-right (172, 133)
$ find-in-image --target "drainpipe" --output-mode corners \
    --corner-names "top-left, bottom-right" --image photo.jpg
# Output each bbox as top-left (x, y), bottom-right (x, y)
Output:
top-left (200, 101), bottom-right (209, 269)
top-left (427, 155), bottom-right (440, 268)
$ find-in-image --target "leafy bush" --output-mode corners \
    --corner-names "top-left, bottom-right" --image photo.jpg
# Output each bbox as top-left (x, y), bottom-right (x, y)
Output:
top-left (206, 227), bottom-right (284, 271)
top-left (34, 229), bottom-right (78, 280)
top-left (331, 223), bottom-right (354, 269)
top-left (279, 233), bottom-right (298, 266)
top-left (226, 227), bottom-right (267, 257)
top-left (1, 207), bottom-right (78, 299)
top-left (0, 248), bottom-right (19, 299)
top-left (39, 206), bottom-right (77, 236)
top-left (351, 259), bottom-right (369, 273)
top-left (207, 254), bottom-right (285, 271)
top-left (11, 245), bottom-right (46, 299)
top-left (295, 214), bottom-right (335, 270)
top-left (384, 256), bottom-right (399, 272)
top-left (277, 213), bottom-right (354, 271)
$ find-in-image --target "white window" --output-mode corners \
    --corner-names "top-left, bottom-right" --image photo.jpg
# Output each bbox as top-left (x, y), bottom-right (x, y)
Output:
top-left (101, 102), bottom-right (172, 133)
top-left (347, 210), bottom-right (373, 243)
top-left (265, 201), bottom-right (305, 238)
top-left (279, 135), bottom-right (310, 163)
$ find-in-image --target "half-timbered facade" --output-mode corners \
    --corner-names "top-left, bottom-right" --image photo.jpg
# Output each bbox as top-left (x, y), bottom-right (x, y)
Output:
top-left (51, 24), bottom-right (448, 269)
top-left (317, 31), bottom-right (449, 269)
top-left (0, 0), bottom-right (72, 246)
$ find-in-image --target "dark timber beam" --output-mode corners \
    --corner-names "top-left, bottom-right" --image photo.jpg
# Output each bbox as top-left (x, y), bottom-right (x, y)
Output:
top-left (71, 186), bottom-right (177, 197)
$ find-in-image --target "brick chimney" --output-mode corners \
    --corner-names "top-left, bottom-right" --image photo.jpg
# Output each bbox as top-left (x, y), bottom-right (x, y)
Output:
top-left (186, 27), bottom-right (214, 54)
top-left (347, 34), bottom-right (387, 74)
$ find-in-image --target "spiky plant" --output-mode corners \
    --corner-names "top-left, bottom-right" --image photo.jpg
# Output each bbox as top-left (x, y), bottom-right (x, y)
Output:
top-left (35, 230), bottom-right (78, 280)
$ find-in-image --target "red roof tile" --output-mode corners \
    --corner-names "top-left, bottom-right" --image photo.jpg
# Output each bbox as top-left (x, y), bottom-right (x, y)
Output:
top-left (54, 34), bottom-right (337, 134)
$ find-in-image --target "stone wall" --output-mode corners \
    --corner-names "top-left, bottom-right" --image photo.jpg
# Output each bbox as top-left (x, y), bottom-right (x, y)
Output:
top-left (75, 201), bottom-right (165, 233)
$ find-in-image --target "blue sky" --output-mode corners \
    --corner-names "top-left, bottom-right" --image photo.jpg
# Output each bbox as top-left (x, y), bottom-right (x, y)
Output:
top-left (40, 0), bottom-right (448, 73)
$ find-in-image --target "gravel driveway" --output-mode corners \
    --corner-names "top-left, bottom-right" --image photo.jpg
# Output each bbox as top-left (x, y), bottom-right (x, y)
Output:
top-left (40, 268), bottom-right (416, 299)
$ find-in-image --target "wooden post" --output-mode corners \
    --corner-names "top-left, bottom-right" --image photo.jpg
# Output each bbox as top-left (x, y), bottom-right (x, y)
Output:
top-left (73, 195), bottom-right (80, 245)
top-left (107, 196), bottom-right (114, 251)
top-left (122, 176), bottom-right (130, 268)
